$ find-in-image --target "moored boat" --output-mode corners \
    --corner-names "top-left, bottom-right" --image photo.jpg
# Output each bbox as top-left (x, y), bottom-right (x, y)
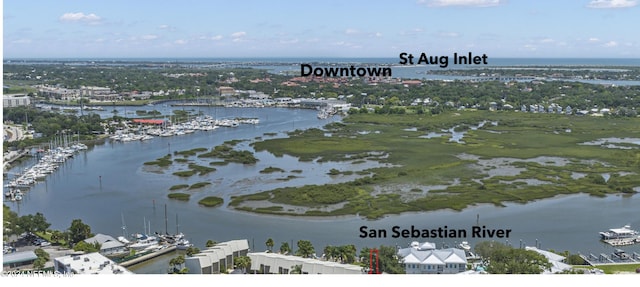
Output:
top-left (599, 225), bottom-right (639, 240)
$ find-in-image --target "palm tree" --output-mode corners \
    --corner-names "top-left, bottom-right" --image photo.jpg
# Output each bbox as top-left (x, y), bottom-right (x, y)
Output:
top-left (235, 256), bottom-right (251, 274)
top-left (169, 255), bottom-right (185, 274)
top-left (265, 238), bottom-right (274, 252)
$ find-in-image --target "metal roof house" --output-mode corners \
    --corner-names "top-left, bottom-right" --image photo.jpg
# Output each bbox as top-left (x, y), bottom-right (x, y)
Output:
top-left (2, 250), bottom-right (38, 269)
top-left (84, 233), bottom-right (127, 256)
top-left (397, 241), bottom-right (468, 274)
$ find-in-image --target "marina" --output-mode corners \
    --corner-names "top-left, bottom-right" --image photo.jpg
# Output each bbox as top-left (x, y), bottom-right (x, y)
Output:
top-left (3, 106), bottom-right (640, 274)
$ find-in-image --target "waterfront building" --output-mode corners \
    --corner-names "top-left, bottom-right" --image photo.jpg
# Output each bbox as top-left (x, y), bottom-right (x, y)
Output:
top-left (524, 246), bottom-right (572, 274)
top-left (397, 241), bottom-right (467, 274)
top-left (3, 94), bottom-right (31, 107)
top-left (84, 233), bottom-right (128, 256)
top-left (54, 252), bottom-right (132, 274)
top-left (247, 252), bottom-right (364, 274)
top-left (184, 239), bottom-right (249, 274)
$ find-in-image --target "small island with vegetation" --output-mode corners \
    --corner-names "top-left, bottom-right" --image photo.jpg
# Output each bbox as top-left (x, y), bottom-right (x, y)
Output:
top-left (198, 196), bottom-right (224, 207)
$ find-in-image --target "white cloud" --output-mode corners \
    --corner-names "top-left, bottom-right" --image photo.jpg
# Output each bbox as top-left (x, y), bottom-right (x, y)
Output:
top-left (436, 31), bottom-right (460, 38)
top-left (375, 32), bottom-right (383, 37)
top-left (211, 35), bottom-right (223, 41)
top-left (587, 0), bottom-right (637, 8)
top-left (345, 28), bottom-right (359, 35)
top-left (141, 34), bottom-right (159, 40)
top-left (588, 37), bottom-right (601, 42)
top-left (59, 12), bottom-right (102, 24)
top-left (400, 28), bottom-right (424, 36)
top-left (11, 39), bottom-right (32, 44)
top-left (540, 38), bottom-right (554, 43)
top-left (280, 39), bottom-right (299, 44)
top-left (231, 31), bottom-right (247, 38)
top-left (420, 0), bottom-right (505, 7)
top-left (174, 39), bottom-right (187, 45)
top-left (603, 41), bottom-right (619, 47)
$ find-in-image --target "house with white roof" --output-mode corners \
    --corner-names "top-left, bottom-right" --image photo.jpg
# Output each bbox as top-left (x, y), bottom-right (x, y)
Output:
top-left (83, 233), bottom-right (127, 256)
top-left (524, 246), bottom-right (572, 274)
top-left (397, 241), bottom-right (467, 274)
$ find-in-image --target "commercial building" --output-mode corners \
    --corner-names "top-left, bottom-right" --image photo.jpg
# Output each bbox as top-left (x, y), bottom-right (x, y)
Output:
top-left (3, 94), bottom-right (31, 107)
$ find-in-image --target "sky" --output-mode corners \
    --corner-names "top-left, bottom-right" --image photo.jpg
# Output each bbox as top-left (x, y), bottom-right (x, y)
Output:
top-left (2, 0), bottom-right (640, 58)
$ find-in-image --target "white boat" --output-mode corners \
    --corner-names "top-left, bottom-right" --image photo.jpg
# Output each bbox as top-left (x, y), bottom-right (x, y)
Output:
top-left (176, 239), bottom-right (193, 250)
top-left (599, 225), bottom-right (639, 240)
top-left (458, 241), bottom-right (471, 251)
top-left (128, 235), bottom-right (159, 250)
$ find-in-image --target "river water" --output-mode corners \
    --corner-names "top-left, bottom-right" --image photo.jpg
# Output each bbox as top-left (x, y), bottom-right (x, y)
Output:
top-left (4, 106), bottom-right (640, 274)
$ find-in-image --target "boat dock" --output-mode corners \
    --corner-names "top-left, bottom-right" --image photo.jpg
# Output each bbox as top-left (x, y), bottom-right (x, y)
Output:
top-left (580, 250), bottom-right (640, 266)
top-left (603, 238), bottom-right (640, 247)
top-left (119, 245), bottom-right (177, 268)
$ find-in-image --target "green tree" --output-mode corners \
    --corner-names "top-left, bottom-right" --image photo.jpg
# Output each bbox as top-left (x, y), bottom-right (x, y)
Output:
top-left (50, 230), bottom-right (65, 244)
top-left (205, 240), bottom-right (216, 248)
top-left (169, 255), bottom-right (186, 273)
top-left (34, 248), bottom-right (50, 261)
top-left (33, 258), bottom-right (46, 270)
top-left (185, 246), bottom-right (200, 257)
top-left (2, 204), bottom-right (19, 237)
top-left (323, 245), bottom-right (339, 261)
top-left (290, 264), bottom-right (303, 274)
top-left (295, 240), bottom-right (315, 258)
top-left (234, 256), bottom-right (251, 274)
top-left (73, 241), bottom-right (101, 253)
top-left (279, 242), bottom-right (291, 255)
top-left (338, 244), bottom-right (357, 264)
top-left (265, 238), bottom-right (274, 252)
top-left (360, 246), bottom-right (405, 274)
top-left (475, 241), bottom-right (551, 274)
top-left (16, 212), bottom-right (51, 235)
top-left (67, 219), bottom-right (92, 245)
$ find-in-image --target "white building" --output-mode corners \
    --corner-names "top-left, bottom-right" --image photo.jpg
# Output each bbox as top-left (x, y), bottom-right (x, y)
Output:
top-left (397, 241), bottom-right (468, 274)
top-left (83, 233), bottom-right (127, 256)
top-left (3, 94), bottom-right (31, 107)
top-left (184, 239), bottom-right (250, 274)
top-left (248, 252), bottom-right (364, 274)
top-left (524, 246), bottom-right (572, 274)
top-left (54, 252), bottom-right (132, 274)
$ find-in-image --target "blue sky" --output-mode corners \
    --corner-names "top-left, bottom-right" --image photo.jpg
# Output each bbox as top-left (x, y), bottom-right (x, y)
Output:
top-left (3, 0), bottom-right (639, 58)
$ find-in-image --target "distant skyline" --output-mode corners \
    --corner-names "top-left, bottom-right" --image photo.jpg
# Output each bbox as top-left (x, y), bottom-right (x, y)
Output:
top-left (3, 0), bottom-right (640, 59)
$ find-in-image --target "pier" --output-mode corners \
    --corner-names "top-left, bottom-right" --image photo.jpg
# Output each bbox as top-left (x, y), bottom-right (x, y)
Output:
top-left (119, 245), bottom-right (177, 268)
top-left (580, 250), bottom-right (640, 266)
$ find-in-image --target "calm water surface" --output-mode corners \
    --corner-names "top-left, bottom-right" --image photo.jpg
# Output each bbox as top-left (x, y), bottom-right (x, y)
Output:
top-left (4, 106), bottom-right (639, 273)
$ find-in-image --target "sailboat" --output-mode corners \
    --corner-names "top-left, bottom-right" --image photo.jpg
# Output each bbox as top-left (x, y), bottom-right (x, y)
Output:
top-left (128, 217), bottom-right (160, 250)
top-left (117, 213), bottom-right (130, 244)
top-left (174, 214), bottom-right (193, 250)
